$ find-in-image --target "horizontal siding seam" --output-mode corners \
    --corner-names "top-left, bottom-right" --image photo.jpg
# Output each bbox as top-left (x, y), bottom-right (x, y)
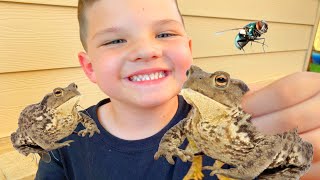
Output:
top-left (193, 49), bottom-right (308, 60)
top-left (0, 0), bottom-right (77, 8)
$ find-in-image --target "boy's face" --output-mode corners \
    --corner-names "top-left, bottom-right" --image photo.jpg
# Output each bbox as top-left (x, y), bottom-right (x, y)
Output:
top-left (79, 0), bottom-right (193, 108)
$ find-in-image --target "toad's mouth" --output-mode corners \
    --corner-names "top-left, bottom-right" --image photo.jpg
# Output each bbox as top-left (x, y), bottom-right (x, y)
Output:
top-left (128, 71), bottom-right (168, 82)
top-left (55, 95), bottom-right (81, 114)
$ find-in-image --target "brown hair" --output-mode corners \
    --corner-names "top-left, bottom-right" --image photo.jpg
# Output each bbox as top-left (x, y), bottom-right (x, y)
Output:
top-left (77, 0), bottom-right (183, 51)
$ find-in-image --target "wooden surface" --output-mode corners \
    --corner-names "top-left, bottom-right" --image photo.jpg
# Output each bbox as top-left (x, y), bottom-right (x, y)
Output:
top-left (0, 2), bottom-right (81, 74)
top-left (303, 2), bottom-right (320, 70)
top-left (0, 137), bottom-right (38, 180)
top-left (314, 17), bottom-right (320, 51)
top-left (0, 152), bottom-right (38, 180)
top-left (0, 0), bottom-right (76, 7)
top-left (178, 0), bottom-right (319, 25)
top-left (0, 137), bottom-right (13, 155)
top-left (193, 50), bottom-right (307, 82)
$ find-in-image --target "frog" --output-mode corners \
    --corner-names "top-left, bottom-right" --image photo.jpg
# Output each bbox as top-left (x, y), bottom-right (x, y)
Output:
top-left (11, 83), bottom-right (100, 162)
top-left (154, 65), bottom-right (313, 180)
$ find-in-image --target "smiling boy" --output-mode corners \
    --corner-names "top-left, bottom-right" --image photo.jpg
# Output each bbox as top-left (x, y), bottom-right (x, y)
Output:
top-left (78, 0), bottom-right (192, 141)
top-left (36, 0), bottom-right (320, 179)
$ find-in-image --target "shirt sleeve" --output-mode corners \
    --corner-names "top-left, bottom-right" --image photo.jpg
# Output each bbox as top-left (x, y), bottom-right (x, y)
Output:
top-left (35, 150), bottom-right (67, 180)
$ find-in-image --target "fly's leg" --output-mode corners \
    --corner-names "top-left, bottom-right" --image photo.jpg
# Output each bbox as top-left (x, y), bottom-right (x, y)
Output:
top-left (253, 38), bottom-right (267, 52)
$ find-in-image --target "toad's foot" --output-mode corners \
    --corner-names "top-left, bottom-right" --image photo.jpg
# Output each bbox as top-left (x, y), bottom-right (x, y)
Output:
top-left (39, 151), bottom-right (51, 163)
top-left (203, 161), bottom-right (236, 180)
top-left (78, 127), bottom-right (100, 137)
top-left (214, 161), bottom-right (237, 180)
top-left (183, 155), bottom-right (204, 180)
top-left (16, 145), bottom-right (45, 157)
top-left (45, 140), bottom-right (74, 151)
top-left (203, 165), bottom-right (256, 180)
top-left (203, 165), bottom-right (226, 178)
top-left (216, 175), bottom-right (237, 180)
top-left (154, 147), bottom-right (193, 165)
top-left (79, 112), bottom-right (101, 137)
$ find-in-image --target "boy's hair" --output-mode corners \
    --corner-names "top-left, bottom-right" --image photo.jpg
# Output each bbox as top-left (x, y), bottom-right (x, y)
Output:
top-left (77, 0), bottom-right (184, 51)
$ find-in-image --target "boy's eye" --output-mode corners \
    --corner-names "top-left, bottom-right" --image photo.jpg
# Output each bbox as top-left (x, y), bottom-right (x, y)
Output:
top-left (156, 33), bottom-right (176, 38)
top-left (103, 39), bottom-right (126, 46)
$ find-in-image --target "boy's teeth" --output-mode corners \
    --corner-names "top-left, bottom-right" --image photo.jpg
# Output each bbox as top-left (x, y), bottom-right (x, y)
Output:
top-left (144, 75), bottom-right (150, 81)
top-left (130, 71), bottom-right (166, 82)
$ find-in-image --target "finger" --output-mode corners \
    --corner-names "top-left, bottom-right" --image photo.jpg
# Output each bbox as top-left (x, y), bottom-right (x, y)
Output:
top-left (182, 150), bottom-right (193, 161)
top-left (251, 92), bottom-right (320, 134)
top-left (154, 152), bottom-right (160, 160)
top-left (243, 72), bottom-right (320, 116)
top-left (165, 154), bottom-right (175, 165)
top-left (300, 128), bottom-right (320, 162)
top-left (179, 155), bottom-right (187, 162)
top-left (210, 171), bottom-right (216, 176)
top-left (177, 151), bottom-right (188, 162)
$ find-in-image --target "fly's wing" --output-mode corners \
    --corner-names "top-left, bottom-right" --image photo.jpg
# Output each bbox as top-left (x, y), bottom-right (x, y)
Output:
top-left (215, 28), bottom-right (243, 35)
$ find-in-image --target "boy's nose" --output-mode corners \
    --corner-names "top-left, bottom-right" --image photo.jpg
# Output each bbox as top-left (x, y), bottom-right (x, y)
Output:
top-left (129, 40), bottom-right (162, 62)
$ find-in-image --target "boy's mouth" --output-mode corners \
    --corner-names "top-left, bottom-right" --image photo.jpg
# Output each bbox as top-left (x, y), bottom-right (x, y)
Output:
top-left (128, 71), bottom-right (168, 82)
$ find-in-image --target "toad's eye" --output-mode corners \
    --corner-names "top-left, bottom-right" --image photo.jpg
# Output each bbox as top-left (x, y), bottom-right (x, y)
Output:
top-left (53, 88), bottom-right (63, 97)
top-left (214, 74), bottom-right (228, 88)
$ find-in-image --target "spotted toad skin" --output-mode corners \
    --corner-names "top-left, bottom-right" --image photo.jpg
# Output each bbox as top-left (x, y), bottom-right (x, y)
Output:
top-left (11, 83), bottom-right (100, 162)
top-left (154, 65), bottom-right (313, 180)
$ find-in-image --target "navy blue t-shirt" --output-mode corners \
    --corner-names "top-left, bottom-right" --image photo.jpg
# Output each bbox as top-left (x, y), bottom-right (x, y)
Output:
top-left (36, 96), bottom-right (230, 180)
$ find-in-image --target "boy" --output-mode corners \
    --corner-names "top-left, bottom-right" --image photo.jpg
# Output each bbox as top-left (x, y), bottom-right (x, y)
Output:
top-left (36, 0), bottom-right (320, 179)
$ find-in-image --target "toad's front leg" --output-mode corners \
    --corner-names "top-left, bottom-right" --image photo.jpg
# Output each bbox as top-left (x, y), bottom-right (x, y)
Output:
top-left (78, 112), bottom-right (100, 137)
top-left (154, 117), bottom-right (193, 164)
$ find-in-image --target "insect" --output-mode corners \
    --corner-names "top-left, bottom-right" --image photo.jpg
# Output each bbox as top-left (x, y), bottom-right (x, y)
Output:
top-left (216, 20), bottom-right (268, 52)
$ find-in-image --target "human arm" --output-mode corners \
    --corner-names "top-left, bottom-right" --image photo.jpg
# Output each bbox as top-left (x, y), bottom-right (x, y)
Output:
top-left (241, 71), bottom-right (320, 180)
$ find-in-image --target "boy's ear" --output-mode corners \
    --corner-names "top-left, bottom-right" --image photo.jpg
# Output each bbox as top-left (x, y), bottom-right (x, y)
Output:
top-left (78, 52), bottom-right (97, 83)
top-left (188, 38), bottom-right (192, 53)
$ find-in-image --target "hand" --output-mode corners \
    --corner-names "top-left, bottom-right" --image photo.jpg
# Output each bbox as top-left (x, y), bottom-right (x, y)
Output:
top-left (241, 71), bottom-right (320, 179)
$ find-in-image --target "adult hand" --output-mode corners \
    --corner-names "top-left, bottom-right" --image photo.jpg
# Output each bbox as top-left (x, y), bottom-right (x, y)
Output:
top-left (241, 71), bottom-right (320, 179)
